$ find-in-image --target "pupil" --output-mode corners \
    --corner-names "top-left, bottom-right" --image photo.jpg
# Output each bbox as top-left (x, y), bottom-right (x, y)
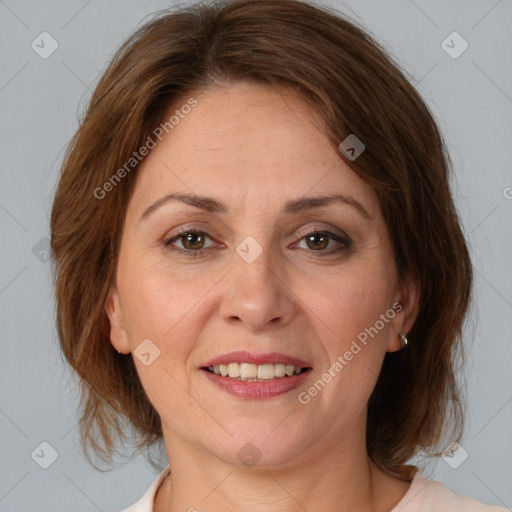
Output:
top-left (185, 232), bottom-right (203, 249)
top-left (308, 233), bottom-right (327, 250)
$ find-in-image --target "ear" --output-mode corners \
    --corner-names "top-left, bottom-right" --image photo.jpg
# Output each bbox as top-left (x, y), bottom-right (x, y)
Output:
top-left (386, 273), bottom-right (420, 353)
top-left (105, 286), bottom-right (131, 354)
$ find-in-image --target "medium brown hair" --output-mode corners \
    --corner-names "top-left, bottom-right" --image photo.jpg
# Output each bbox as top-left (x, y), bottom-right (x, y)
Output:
top-left (50, 0), bottom-right (472, 479)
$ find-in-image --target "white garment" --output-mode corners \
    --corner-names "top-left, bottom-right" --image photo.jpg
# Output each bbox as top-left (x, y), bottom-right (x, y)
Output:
top-left (119, 466), bottom-right (509, 512)
top-left (119, 467), bottom-right (168, 512)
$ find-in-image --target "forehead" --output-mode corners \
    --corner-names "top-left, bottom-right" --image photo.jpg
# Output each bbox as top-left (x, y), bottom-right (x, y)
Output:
top-left (128, 82), bottom-right (379, 217)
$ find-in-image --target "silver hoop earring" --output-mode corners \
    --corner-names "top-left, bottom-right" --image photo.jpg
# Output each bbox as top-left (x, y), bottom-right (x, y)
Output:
top-left (399, 332), bottom-right (408, 349)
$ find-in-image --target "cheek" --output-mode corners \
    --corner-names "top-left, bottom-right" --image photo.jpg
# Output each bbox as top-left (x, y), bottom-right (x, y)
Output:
top-left (117, 254), bottom-right (223, 376)
top-left (118, 263), bottom-right (208, 412)
top-left (306, 260), bottom-right (395, 341)
top-left (119, 254), bottom-right (202, 337)
top-left (300, 263), bottom-right (395, 419)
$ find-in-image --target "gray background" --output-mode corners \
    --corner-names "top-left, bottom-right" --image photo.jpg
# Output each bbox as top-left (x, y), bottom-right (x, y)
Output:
top-left (1, 0), bottom-right (511, 510)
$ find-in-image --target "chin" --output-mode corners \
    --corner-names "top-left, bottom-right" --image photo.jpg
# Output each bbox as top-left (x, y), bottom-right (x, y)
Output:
top-left (210, 426), bottom-right (307, 470)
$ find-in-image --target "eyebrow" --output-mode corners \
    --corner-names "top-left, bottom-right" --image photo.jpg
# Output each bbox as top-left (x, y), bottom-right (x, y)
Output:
top-left (140, 192), bottom-right (373, 221)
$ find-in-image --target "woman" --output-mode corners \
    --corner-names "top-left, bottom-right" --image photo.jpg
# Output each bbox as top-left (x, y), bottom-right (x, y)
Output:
top-left (49, 0), bottom-right (508, 510)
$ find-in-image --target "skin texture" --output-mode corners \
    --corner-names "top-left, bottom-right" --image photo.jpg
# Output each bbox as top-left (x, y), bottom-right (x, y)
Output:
top-left (106, 81), bottom-right (419, 512)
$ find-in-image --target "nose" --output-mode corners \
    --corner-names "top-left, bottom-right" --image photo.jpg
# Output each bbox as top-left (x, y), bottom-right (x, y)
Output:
top-left (218, 239), bottom-right (296, 332)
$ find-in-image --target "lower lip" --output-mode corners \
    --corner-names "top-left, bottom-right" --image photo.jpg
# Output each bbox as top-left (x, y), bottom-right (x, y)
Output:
top-left (201, 369), bottom-right (312, 399)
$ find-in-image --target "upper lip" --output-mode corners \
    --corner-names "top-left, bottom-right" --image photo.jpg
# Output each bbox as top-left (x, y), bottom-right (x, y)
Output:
top-left (201, 351), bottom-right (312, 368)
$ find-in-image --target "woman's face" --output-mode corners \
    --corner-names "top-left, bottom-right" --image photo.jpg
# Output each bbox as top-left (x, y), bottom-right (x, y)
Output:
top-left (107, 81), bottom-right (418, 469)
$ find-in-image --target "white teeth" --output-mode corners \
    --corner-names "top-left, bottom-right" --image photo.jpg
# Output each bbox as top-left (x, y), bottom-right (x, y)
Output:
top-left (227, 362), bottom-right (240, 378)
top-left (240, 363), bottom-right (258, 379)
top-left (207, 363), bottom-right (307, 381)
top-left (274, 363), bottom-right (286, 378)
top-left (257, 364), bottom-right (275, 380)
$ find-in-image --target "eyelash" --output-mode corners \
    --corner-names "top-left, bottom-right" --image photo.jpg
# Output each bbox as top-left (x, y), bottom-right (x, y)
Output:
top-left (163, 228), bottom-right (352, 258)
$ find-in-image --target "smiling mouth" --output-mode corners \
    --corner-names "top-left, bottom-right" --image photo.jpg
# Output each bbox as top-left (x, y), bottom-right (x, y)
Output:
top-left (202, 363), bottom-right (311, 382)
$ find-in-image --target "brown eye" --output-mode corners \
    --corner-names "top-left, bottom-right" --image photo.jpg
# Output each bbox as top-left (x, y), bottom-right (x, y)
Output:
top-left (180, 232), bottom-right (205, 250)
top-left (305, 232), bottom-right (329, 250)
top-left (295, 230), bottom-right (352, 255)
top-left (164, 230), bottom-right (215, 255)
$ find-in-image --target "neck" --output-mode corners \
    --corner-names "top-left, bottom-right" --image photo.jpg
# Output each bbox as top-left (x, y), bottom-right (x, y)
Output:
top-left (153, 426), bottom-right (408, 512)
